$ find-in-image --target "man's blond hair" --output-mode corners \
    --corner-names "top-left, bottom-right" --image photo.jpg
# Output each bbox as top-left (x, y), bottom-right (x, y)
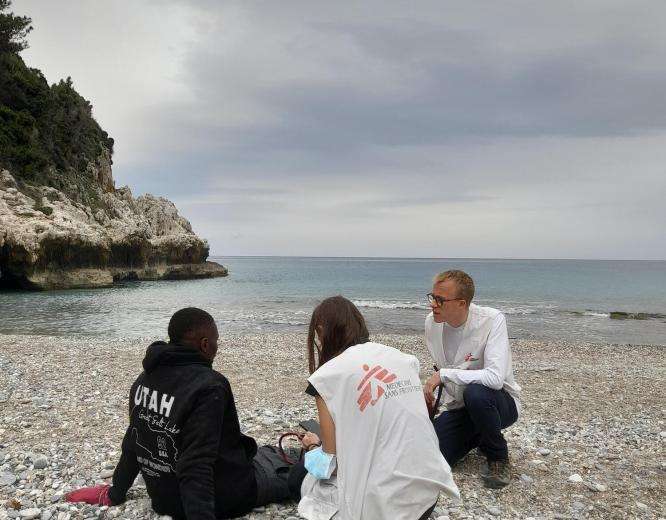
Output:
top-left (433, 270), bottom-right (475, 306)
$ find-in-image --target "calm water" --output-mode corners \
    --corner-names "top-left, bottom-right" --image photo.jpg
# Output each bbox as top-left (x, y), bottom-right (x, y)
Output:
top-left (1, 257), bottom-right (665, 345)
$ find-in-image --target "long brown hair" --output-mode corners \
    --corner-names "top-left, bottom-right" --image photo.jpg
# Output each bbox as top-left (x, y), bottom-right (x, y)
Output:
top-left (307, 296), bottom-right (370, 374)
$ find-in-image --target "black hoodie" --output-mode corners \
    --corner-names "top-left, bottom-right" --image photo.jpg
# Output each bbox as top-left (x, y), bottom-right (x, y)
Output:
top-left (108, 342), bottom-right (258, 519)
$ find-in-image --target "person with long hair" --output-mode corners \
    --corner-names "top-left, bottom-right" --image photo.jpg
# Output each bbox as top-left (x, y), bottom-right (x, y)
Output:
top-left (297, 296), bottom-right (459, 520)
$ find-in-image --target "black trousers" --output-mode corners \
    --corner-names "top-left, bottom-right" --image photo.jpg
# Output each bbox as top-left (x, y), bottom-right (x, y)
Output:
top-left (433, 384), bottom-right (518, 466)
top-left (253, 446), bottom-right (306, 506)
top-left (418, 503), bottom-right (437, 520)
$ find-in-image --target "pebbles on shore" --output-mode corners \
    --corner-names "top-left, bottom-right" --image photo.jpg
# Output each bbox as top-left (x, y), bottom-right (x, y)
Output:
top-left (0, 333), bottom-right (664, 519)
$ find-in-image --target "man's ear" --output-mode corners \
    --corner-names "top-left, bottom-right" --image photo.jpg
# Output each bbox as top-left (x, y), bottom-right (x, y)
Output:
top-left (200, 336), bottom-right (211, 358)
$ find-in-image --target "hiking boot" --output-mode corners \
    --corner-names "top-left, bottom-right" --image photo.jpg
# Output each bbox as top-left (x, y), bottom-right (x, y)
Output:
top-left (482, 458), bottom-right (511, 488)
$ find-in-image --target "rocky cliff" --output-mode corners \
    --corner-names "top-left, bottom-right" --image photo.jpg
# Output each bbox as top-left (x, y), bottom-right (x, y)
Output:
top-left (0, 5), bottom-right (227, 290)
top-left (0, 167), bottom-right (227, 290)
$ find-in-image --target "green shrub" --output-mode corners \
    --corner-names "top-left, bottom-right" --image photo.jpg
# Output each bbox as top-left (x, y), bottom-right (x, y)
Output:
top-left (0, 16), bottom-right (115, 206)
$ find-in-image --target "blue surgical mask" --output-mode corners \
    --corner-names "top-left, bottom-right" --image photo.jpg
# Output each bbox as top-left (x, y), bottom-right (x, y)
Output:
top-left (304, 447), bottom-right (336, 480)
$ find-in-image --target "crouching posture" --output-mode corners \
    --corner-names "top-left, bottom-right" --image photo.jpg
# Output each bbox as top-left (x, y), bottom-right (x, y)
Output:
top-left (67, 307), bottom-right (304, 519)
top-left (423, 270), bottom-right (522, 488)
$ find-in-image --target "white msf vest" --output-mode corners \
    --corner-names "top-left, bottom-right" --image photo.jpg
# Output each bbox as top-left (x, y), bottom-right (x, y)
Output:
top-left (301, 342), bottom-right (459, 520)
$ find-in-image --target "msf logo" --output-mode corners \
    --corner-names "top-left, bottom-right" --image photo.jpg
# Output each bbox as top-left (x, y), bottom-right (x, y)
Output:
top-left (357, 364), bottom-right (397, 412)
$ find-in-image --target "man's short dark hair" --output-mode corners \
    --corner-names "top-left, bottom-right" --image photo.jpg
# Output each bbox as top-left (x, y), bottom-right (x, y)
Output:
top-left (168, 307), bottom-right (216, 344)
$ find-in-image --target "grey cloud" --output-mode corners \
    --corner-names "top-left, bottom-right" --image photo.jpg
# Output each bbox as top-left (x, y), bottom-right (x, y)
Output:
top-left (379, 193), bottom-right (496, 207)
top-left (108, 0), bottom-right (666, 173)
top-left (15, 0), bottom-right (666, 258)
top-left (170, 3), bottom-right (666, 158)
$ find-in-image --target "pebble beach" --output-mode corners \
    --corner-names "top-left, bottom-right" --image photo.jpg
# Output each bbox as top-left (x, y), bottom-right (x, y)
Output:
top-left (0, 333), bottom-right (664, 520)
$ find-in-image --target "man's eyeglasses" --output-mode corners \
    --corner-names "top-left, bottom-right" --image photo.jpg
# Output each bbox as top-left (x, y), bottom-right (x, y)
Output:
top-left (426, 293), bottom-right (463, 307)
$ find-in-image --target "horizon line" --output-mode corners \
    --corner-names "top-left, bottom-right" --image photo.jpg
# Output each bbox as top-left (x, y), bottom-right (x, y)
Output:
top-left (208, 255), bottom-right (666, 262)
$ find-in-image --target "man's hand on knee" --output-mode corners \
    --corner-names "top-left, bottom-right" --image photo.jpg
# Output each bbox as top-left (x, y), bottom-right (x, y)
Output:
top-left (423, 371), bottom-right (441, 409)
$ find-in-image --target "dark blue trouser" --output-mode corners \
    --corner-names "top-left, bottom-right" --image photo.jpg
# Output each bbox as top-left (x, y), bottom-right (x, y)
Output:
top-left (433, 384), bottom-right (518, 466)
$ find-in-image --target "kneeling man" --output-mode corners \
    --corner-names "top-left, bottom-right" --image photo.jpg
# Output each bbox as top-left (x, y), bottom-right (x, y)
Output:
top-left (423, 270), bottom-right (521, 488)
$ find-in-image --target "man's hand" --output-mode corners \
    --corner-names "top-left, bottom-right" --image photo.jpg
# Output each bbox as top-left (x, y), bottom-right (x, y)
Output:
top-left (65, 484), bottom-right (112, 506)
top-left (301, 432), bottom-right (321, 451)
top-left (423, 371), bottom-right (442, 409)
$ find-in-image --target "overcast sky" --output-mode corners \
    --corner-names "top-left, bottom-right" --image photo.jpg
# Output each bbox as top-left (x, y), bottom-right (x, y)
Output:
top-left (18, 0), bottom-right (666, 259)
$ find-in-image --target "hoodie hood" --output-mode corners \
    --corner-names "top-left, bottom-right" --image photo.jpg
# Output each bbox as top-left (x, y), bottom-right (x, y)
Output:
top-left (142, 341), bottom-right (212, 373)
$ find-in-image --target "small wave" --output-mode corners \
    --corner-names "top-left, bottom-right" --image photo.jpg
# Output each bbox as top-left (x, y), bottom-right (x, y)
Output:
top-left (262, 319), bottom-right (308, 326)
top-left (566, 310), bottom-right (610, 318)
top-left (609, 311), bottom-right (666, 321)
top-left (501, 307), bottom-right (539, 315)
top-left (220, 312), bottom-right (308, 327)
top-left (482, 300), bottom-right (557, 316)
top-left (583, 311), bottom-right (610, 318)
top-left (564, 309), bottom-right (666, 321)
top-left (352, 300), bottom-right (427, 310)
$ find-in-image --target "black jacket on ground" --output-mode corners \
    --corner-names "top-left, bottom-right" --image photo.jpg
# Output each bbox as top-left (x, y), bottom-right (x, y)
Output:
top-left (107, 342), bottom-right (258, 519)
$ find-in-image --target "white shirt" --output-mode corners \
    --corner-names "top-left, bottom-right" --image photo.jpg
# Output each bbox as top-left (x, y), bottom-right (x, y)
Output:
top-left (425, 303), bottom-right (521, 414)
top-left (301, 342), bottom-right (459, 520)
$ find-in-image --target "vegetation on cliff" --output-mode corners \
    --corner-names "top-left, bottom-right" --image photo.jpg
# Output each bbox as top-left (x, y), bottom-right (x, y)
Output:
top-left (0, 1), bottom-right (114, 206)
top-left (0, 2), bottom-right (228, 290)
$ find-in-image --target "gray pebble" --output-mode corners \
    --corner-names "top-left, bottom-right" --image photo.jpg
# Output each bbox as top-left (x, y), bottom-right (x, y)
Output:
top-left (0, 471), bottom-right (17, 486)
top-left (33, 456), bottom-right (49, 470)
top-left (568, 473), bottom-right (583, 483)
top-left (585, 481), bottom-right (607, 492)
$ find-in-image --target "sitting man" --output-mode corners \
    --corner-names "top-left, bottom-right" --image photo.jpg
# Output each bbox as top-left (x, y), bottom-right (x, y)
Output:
top-left (67, 307), bottom-right (305, 519)
top-left (423, 270), bottom-right (521, 488)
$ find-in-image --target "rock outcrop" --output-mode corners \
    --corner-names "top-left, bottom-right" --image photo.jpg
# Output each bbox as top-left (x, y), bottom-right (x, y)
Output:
top-left (0, 5), bottom-right (226, 290)
top-left (0, 169), bottom-right (227, 290)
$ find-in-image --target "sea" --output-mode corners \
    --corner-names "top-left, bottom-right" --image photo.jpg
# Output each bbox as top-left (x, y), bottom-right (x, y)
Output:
top-left (1, 257), bottom-right (665, 345)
